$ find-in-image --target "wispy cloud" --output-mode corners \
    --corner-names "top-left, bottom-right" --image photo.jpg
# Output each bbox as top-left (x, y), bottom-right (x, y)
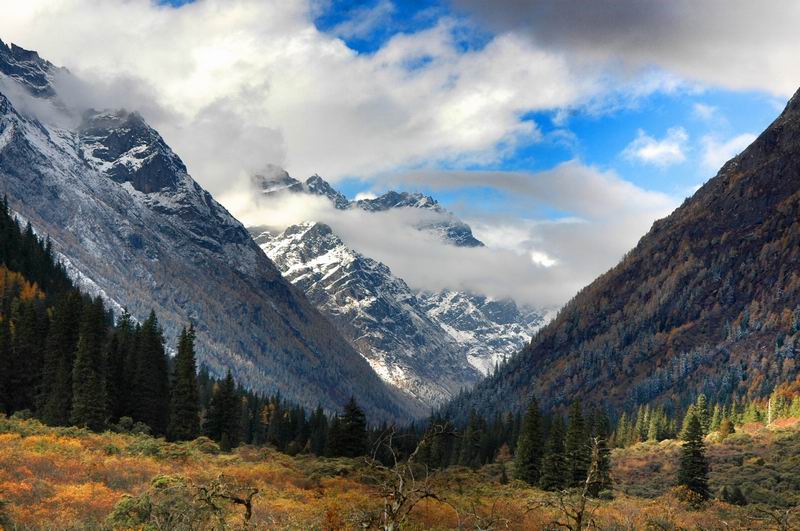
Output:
top-left (701, 132), bottom-right (757, 171)
top-left (622, 127), bottom-right (688, 166)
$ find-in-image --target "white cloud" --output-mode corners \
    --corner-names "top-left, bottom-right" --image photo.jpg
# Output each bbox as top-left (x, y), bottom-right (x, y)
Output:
top-left (454, 0), bottom-right (800, 97)
top-left (692, 103), bottom-right (717, 121)
top-left (354, 191), bottom-right (378, 201)
top-left (329, 0), bottom-right (396, 40)
top-left (0, 0), bottom-right (606, 200)
top-left (622, 127), bottom-right (688, 166)
top-left (701, 132), bottom-right (757, 171)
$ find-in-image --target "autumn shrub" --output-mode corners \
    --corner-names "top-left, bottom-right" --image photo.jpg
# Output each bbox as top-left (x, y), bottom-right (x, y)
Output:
top-left (670, 485), bottom-right (708, 509)
top-left (188, 436), bottom-right (220, 455)
top-left (106, 475), bottom-right (218, 530)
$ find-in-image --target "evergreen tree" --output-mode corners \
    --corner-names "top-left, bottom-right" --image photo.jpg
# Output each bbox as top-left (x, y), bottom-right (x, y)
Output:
top-left (514, 397), bottom-right (544, 485)
top-left (677, 412), bottom-right (710, 500)
top-left (71, 298), bottom-right (108, 431)
top-left (39, 291), bottom-right (83, 425)
top-left (329, 397), bottom-right (368, 458)
top-left (540, 416), bottom-right (567, 491)
top-left (168, 325), bottom-right (200, 441)
top-left (695, 394), bottom-right (710, 434)
top-left (0, 318), bottom-right (11, 414)
top-left (106, 311), bottom-right (135, 420)
top-left (130, 312), bottom-right (170, 435)
top-left (308, 406), bottom-right (328, 456)
top-left (564, 400), bottom-right (590, 487)
top-left (204, 369), bottom-right (241, 451)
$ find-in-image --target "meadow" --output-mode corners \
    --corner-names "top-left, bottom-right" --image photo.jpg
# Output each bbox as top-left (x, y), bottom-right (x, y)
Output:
top-left (1, 414), bottom-right (798, 530)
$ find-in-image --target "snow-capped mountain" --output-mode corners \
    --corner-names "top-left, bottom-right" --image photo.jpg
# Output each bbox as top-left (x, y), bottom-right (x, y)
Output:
top-left (252, 179), bottom-right (550, 405)
top-left (0, 39), bottom-right (413, 421)
top-left (252, 172), bottom-right (483, 247)
top-left (417, 290), bottom-right (550, 374)
top-left (256, 222), bottom-right (483, 407)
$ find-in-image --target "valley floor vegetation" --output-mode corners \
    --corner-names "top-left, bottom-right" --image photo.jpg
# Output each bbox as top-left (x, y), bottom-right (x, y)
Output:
top-left (2, 411), bottom-right (800, 529)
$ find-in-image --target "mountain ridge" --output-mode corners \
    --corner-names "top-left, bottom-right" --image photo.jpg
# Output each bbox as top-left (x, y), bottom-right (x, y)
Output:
top-left (445, 86), bottom-right (800, 420)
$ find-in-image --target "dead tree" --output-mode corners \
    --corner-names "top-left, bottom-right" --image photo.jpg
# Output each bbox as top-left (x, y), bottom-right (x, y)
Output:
top-left (364, 424), bottom-right (458, 531)
top-left (528, 436), bottom-right (603, 531)
top-left (193, 474), bottom-right (259, 528)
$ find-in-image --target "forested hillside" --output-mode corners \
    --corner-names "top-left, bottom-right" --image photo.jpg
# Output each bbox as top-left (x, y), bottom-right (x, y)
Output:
top-left (446, 87), bottom-right (800, 421)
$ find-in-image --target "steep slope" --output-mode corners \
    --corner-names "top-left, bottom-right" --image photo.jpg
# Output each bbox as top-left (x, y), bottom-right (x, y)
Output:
top-left (252, 172), bottom-right (484, 247)
top-left (255, 222), bottom-right (482, 407)
top-left (447, 88), bottom-right (800, 420)
top-left (0, 39), bottom-right (413, 421)
top-left (417, 290), bottom-right (549, 374)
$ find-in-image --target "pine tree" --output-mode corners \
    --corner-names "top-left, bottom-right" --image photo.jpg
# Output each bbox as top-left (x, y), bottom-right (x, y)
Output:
top-left (168, 325), bottom-right (200, 441)
top-left (710, 404), bottom-right (722, 432)
top-left (677, 412), bottom-right (710, 500)
top-left (695, 394), bottom-right (710, 434)
top-left (204, 369), bottom-right (241, 451)
top-left (40, 291), bottom-right (83, 426)
top-left (130, 312), bottom-right (170, 435)
top-left (540, 416), bottom-right (567, 491)
top-left (514, 397), bottom-right (543, 485)
top-left (0, 318), bottom-right (11, 414)
top-left (329, 397), bottom-right (368, 458)
top-left (71, 298), bottom-right (108, 431)
top-left (564, 400), bottom-right (590, 487)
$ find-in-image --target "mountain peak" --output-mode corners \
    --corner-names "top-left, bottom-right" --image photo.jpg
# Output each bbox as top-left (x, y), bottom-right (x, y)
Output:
top-left (79, 109), bottom-right (187, 193)
top-left (0, 39), bottom-right (60, 98)
top-left (303, 174), bottom-right (350, 209)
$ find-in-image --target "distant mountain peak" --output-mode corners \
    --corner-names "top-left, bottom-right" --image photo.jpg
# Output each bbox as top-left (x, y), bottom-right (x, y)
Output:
top-left (252, 168), bottom-right (484, 247)
top-left (303, 174), bottom-right (350, 209)
top-left (0, 39), bottom-right (62, 98)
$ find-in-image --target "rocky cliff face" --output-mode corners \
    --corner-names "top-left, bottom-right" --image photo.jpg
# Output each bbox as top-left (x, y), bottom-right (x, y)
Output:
top-left (0, 39), bottom-right (414, 422)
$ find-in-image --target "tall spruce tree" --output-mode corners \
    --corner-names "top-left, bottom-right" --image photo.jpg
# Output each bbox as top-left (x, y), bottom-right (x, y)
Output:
top-left (0, 318), bottom-right (11, 414)
top-left (39, 291), bottom-right (83, 425)
top-left (130, 312), bottom-right (170, 435)
top-left (514, 397), bottom-right (544, 485)
top-left (204, 369), bottom-right (241, 451)
top-left (106, 311), bottom-right (134, 421)
top-left (71, 297), bottom-right (108, 431)
top-left (540, 416), bottom-right (567, 491)
top-left (564, 400), bottom-right (590, 487)
top-left (695, 394), bottom-right (710, 435)
top-left (677, 411), bottom-right (710, 500)
top-left (168, 325), bottom-right (200, 441)
top-left (329, 397), bottom-right (368, 458)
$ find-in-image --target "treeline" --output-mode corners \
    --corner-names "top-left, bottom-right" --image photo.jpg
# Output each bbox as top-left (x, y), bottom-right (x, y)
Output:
top-left (609, 388), bottom-right (800, 449)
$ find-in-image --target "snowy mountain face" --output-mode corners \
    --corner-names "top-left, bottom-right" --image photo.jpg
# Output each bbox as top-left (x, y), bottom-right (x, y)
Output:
top-left (255, 216), bottom-right (550, 406)
top-left (252, 173), bottom-right (484, 247)
top-left (257, 222), bottom-right (483, 407)
top-left (416, 290), bottom-right (550, 374)
top-left (0, 39), bottom-right (414, 422)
